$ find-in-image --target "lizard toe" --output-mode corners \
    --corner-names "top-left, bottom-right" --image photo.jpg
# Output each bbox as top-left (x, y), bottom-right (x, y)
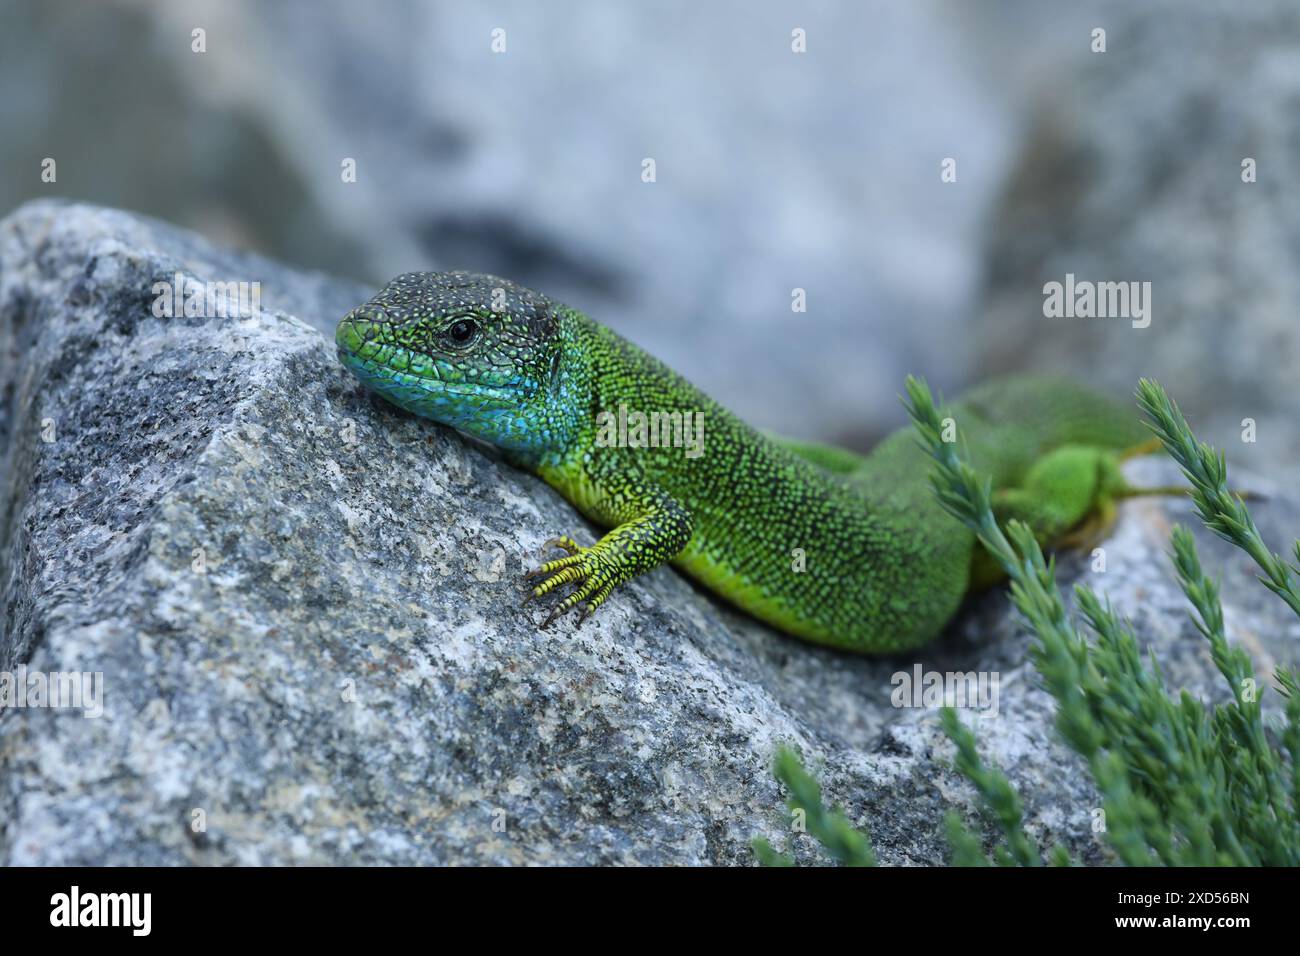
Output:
top-left (541, 535), bottom-right (584, 556)
top-left (524, 552), bottom-right (586, 581)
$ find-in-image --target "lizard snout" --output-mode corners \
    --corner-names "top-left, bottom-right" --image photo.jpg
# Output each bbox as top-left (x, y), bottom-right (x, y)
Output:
top-left (335, 307), bottom-right (386, 358)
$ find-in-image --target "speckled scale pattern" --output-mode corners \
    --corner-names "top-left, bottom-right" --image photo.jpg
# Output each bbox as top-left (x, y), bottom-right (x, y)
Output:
top-left (337, 272), bottom-right (1148, 651)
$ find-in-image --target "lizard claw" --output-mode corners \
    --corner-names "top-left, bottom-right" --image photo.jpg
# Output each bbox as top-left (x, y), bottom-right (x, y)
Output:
top-left (539, 603), bottom-right (567, 630)
top-left (523, 536), bottom-right (619, 628)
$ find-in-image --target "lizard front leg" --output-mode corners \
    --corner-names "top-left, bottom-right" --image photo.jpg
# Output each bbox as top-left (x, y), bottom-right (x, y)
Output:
top-left (523, 488), bottom-right (693, 627)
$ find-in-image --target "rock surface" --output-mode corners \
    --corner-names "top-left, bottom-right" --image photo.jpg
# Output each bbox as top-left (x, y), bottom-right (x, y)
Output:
top-left (1, 201), bottom-right (1296, 865)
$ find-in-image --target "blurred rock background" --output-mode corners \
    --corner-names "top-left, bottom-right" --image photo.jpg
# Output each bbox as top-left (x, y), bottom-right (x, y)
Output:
top-left (1, 0), bottom-right (1296, 474)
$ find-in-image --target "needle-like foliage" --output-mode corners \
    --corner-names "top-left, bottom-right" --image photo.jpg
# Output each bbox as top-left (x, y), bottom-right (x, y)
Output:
top-left (757, 377), bottom-right (1299, 866)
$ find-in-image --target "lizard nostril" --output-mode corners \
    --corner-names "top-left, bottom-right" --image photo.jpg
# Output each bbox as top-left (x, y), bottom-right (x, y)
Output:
top-left (335, 313), bottom-right (374, 355)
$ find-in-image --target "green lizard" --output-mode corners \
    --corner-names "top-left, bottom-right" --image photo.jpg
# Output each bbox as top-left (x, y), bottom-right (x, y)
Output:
top-left (335, 271), bottom-right (1155, 653)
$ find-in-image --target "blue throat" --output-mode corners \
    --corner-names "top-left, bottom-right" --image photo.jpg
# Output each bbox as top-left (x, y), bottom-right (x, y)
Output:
top-left (336, 346), bottom-right (574, 466)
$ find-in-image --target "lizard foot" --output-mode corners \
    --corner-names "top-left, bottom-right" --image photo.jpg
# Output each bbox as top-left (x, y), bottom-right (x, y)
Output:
top-left (1057, 497), bottom-right (1118, 552)
top-left (521, 537), bottom-right (618, 628)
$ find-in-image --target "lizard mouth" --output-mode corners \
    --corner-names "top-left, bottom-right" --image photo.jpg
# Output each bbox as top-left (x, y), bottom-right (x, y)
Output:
top-left (336, 316), bottom-right (520, 415)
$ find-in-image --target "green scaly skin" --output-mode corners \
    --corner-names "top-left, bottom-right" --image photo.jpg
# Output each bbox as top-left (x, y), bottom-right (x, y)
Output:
top-left (335, 272), bottom-right (1150, 653)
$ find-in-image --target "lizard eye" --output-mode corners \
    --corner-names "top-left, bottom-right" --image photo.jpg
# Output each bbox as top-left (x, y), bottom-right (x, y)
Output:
top-left (443, 318), bottom-right (480, 347)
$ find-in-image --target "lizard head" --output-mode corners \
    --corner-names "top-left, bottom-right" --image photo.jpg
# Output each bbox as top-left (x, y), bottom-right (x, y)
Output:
top-left (335, 271), bottom-right (569, 455)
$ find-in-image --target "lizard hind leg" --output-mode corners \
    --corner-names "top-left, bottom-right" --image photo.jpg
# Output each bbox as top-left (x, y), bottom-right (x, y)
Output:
top-left (972, 444), bottom-right (1128, 587)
